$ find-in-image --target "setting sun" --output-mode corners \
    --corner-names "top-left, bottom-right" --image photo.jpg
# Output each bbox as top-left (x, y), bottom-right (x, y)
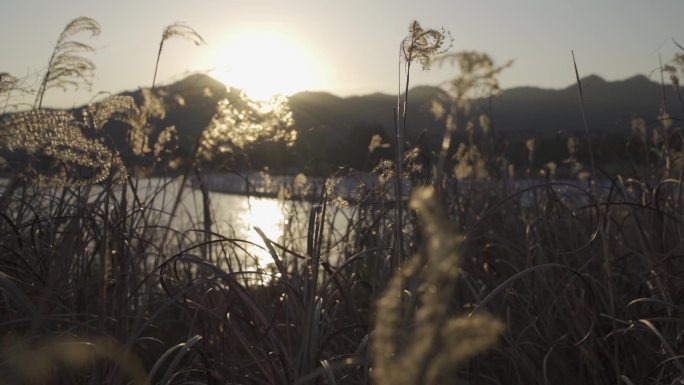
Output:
top-left (209, 29), bottom-right (321, 100)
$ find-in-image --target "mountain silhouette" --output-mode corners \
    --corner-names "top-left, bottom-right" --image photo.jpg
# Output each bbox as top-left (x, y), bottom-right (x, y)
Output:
top-left (3, 73), bottom-right (681, 174)
top-left (492, 74), bottom-right (671, 137)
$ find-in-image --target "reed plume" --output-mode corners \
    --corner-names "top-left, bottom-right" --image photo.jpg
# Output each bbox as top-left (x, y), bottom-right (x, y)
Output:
top-left (0, 334), bottom-right (147, 385)
top-left (373, 186), bottom-right (503, 385)
top-left (0, 73), bottom-right (19, 95)
top-left (34, 16), bottom-right (101, 109)
top-left (198, 93), bottom-right (295, 161)
top-left (393, 20), bottom-right (451, 268)
top-left (152, 22), bottom-right (205, 89)
top-left (0, 99), bottom-right (129, 185)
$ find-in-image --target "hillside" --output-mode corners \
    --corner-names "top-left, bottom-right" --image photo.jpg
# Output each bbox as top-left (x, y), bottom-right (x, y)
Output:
top-left (2, 72), bottom-right (681, 174)
top-left (493, 74), bottom-right (670, 136)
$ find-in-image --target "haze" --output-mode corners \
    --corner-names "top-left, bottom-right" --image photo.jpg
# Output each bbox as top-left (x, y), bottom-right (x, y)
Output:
top-left (2, 0), bottom-right (683, 107)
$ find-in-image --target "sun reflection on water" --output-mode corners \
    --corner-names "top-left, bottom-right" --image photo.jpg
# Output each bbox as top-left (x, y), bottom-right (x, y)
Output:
top-left (240, 198), bottom-right (286, 266)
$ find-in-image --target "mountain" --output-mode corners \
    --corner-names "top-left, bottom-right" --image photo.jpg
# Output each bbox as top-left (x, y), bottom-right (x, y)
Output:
top-left (120, 73), bottom-right (228, 156)
top-left (88, 71), bottom-right (684, 172)
top-left (288, 85), bottom-right (447, 143)
top-left (491, 74), bottom-right (671, 136)
top-left (3, 73), bottom-right (682, 174)
top-left (290, 74), bottom-right (678, 140)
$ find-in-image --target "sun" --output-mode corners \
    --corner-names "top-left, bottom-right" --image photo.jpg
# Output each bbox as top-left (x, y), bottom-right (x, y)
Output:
top-left (209, 29), bottom-right (321, 100)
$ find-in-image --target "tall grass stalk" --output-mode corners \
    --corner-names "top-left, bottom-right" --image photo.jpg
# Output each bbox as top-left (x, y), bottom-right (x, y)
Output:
top-left (571, 51), bottom-right (597, 183)
top-left (151, 22), bottom-right (205, 89)
top-left (572, 50), bottom-right (619, 385)
top-left (393, 21), bottom-right (450, 269)
top-left (34, 17), bottom-right (100, 109)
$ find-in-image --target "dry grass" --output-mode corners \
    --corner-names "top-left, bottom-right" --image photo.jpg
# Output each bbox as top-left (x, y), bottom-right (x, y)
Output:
top-left (0, 16), bottom-right (684, 385)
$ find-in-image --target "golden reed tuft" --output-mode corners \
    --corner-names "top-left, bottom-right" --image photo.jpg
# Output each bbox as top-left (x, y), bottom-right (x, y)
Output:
top-left (0, 108), bottom-right (127, 185)
top-left (372, 186), bottom-right (503, 385)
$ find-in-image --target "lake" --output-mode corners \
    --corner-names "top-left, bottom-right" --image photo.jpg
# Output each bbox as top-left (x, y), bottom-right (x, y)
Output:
top-left (0, 173), bottom-right (614, 272)
top-left (121, 177), bottom-right (356, 269)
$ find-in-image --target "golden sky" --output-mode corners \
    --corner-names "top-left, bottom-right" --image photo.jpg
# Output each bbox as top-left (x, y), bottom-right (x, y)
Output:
top-left (2, 0), bottom-right (684, 107)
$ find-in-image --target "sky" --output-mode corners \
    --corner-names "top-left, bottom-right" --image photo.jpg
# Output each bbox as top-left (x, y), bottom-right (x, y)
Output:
top-left (2, 0), bottom-right (684, 108)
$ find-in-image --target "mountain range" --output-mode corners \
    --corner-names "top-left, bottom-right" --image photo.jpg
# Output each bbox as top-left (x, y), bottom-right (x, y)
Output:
top-left (4, 72), bottom-right (682, 174)
top-left (123, 72), bottom-right (681, 172)
top-left (289, 73), bottom-right (680, 138)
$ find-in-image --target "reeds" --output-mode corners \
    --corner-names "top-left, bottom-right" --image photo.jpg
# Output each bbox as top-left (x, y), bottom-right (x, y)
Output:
top-left (2, 15), bottom-right (684, 385)
top-left (372, 186), bottom-right (502, 385)
top-left (151, 22), bottom-right (205, 89)
top-left (393, 21), bottom-right (451, 269)
top-left (34, 17), bottom-right (101, 109)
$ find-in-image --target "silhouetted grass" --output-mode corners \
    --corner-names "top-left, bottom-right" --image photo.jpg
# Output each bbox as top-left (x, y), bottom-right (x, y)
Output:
top-left (1, 16), bottom-right (684, 385)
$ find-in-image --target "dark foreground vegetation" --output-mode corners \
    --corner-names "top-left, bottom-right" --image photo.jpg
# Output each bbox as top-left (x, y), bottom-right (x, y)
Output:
top-left (1, 17), bottom-right (684, 385)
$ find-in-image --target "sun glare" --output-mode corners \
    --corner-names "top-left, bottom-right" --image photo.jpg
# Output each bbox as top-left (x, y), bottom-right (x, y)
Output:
top-left (240, 198), bottom-right (285, 267)
top-left (210, 29), bottom-right (321, 100)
